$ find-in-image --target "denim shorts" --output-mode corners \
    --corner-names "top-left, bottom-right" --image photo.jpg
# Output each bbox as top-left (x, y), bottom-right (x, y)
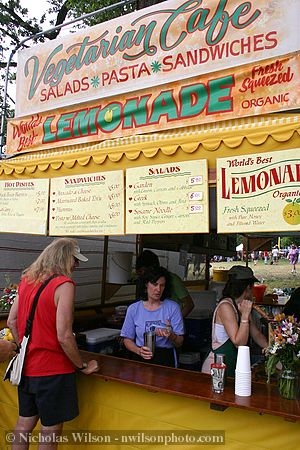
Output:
top-left (18, 373), bottom-right (79, 426)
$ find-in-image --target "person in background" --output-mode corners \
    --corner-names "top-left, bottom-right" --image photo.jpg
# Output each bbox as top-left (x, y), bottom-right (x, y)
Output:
top-left (271, 246), bottom-right (279, 265)
top-left (201, 266), bottom-right (268, 377)
top-left (251, 251), bottom-right (259, 266)
top-left (0, 339), bottom-right (17, 362)
top-left (263, 250), bottom-right (269, 265)
top-left (135, 250), bottom-right (194, 318)
top-left (288, 244), bottom-right (299, 274)
top-left (7, 238), bottom-right (99, 450)
top-left (121, 265), bottom-right (184, 367)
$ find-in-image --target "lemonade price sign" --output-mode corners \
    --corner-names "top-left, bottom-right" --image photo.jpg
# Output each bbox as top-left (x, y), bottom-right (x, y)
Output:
top-left (0, 179), bottom-right (49, 235)
top-left (217, 148), bottom-right (300, 233)
top-left (49, 171), bottom-right (124, 236)
top-left (126, 160), bottom-right (209, 234)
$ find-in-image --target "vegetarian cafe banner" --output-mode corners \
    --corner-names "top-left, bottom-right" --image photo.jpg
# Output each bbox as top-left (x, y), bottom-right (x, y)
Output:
top-left (49, 170), bottom-right (124, 236)
top-left (126, 160), bottom-right (209, 234)
top-left (0, 178), bottom-right (49, 235)
top-left (15, 0), bottom-right (300, 117)
top-left (217, 148), bottom-right (300, 234)
top-left (7, 52), bottom-right (300, 155)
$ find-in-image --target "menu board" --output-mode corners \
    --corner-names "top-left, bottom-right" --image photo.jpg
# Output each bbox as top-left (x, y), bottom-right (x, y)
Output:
top-left (0, 178), bottom-right (49, 234)
top-left (49, 171), bottom-right (124, 235)
top-left (126, 160), bottom-right (209, 234)
top-left (217, 148), bottom-right (300, 233)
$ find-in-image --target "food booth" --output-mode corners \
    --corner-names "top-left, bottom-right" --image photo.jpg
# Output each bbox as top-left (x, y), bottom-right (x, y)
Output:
top-left (0, 0), bottom-right (300, 448)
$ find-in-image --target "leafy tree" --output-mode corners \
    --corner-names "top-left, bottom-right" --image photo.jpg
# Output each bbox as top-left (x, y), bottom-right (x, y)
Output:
top-left (281, 237), bottom-right (300, 249)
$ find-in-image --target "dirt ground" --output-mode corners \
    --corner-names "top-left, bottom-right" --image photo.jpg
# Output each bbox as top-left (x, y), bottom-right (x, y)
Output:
top-left (210, 258), bottom-right (299, 293)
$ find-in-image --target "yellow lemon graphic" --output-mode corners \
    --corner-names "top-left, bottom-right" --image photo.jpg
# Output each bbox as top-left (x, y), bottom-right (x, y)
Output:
top-left (282, 199), bottom-right (300, 225)
top-left (104, 107), bottom-right (118, 123)
top-left (104, 109), bottom-right (113, 123)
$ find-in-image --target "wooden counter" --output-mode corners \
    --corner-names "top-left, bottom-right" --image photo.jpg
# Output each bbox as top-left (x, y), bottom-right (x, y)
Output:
top-left (81, 351), bottom-right (300, 422)
top-left (1, 353), bottom-right (300, 450)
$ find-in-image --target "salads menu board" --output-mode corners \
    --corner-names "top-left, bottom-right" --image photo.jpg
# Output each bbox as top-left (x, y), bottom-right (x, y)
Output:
top-left (0, 178), bottom-right (49, 234)
top-left (49, 171), bottom-right (124, 235)
top-left (126, 160), bottom-right (209, 234)
top-left (217, 148), bottom-right (300, 233)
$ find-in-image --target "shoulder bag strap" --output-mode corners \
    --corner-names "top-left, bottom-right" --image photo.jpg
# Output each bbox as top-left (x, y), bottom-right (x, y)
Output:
top-left (24, 274), bottom-right (58, 337)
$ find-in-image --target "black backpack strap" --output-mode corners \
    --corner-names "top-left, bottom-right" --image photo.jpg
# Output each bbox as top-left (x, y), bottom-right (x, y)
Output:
top-left (24, 274), bottom-right (58, 337)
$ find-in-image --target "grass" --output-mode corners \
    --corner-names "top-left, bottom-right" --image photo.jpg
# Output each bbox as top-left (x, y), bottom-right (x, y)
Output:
top-left (210, 259), bottom-right (299, 293)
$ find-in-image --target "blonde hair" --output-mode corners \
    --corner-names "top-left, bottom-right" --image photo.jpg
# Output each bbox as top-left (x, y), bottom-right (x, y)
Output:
top-left (23, 238), bottom-right (79, 283)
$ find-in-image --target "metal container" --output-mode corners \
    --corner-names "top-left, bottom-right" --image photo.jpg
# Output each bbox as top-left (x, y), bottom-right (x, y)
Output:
top-left (143, 331), bottom-right (156, 355)
top-left (211, 353), bottom-right (226, 393)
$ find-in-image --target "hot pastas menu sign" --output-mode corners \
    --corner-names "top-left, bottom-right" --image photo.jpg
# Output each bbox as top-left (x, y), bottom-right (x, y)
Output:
top-left (49, 171), bottom-right (124, 235)
top-left (0, 178), bottom-right (49, 234)
top-left (15, 0), bottom-right (299, 117)
top-left (217, 148), bottom-right (300, 233)
top-left (126, 160), bottom-right (209, 234)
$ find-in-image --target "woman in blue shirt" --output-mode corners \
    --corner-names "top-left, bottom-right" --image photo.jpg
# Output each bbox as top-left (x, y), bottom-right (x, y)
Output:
top-left (121, 266), bottom-right (184, 367)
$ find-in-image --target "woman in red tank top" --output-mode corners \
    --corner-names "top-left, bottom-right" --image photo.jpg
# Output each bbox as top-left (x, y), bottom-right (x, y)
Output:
top-left (7, 238), bottom-right (99, 450)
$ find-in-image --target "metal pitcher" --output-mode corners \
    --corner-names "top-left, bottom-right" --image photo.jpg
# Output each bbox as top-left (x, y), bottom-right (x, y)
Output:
top-left (143, 331), bottom-right (156, 355)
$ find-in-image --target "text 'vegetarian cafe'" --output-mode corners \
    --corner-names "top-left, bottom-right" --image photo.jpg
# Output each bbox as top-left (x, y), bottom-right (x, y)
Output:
top-left (15, 0), bottom-right (299, 117)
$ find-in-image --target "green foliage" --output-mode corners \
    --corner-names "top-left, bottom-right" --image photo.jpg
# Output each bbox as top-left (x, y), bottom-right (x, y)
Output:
top-left (65, 0), bottom-right (136, 28)
top-left (281, 237), bottom-right (300, 248)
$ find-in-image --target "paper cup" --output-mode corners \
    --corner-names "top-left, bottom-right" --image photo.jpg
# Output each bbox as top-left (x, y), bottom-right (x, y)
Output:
top-left (235, 370), bottom-right (252, 396)
top-left (235, 386), bottom-right (252, 396)
top-left (236, 346), bottom-right (251, 372)
top-left (235, 370), bottom-right (251, 378)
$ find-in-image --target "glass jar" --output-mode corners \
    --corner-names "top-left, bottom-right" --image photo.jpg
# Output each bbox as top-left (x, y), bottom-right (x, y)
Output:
top-left (278, 369), bottom-right (299, 400)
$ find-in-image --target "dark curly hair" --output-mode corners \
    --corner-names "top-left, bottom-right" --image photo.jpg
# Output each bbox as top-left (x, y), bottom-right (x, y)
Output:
top-left (137, 266), bottom-right (171, 301)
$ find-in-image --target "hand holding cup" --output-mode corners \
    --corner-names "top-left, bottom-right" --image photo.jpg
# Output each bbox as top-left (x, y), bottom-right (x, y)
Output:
top-left (139, 346), bottom-right (153, 359)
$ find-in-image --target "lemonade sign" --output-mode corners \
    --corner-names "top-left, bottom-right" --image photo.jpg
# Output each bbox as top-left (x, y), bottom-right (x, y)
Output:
top-left (217, 148), bottom-right (300, 233)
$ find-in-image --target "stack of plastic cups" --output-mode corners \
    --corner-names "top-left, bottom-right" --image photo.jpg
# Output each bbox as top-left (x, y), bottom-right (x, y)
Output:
top-left (235, 346), bottom-right (252, 396)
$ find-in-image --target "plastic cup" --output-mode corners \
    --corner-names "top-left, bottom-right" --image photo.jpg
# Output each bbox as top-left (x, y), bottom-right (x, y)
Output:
top-left (235, 370), bottom-right (251, 377)
top-left (235, 388), bottom-right (251, 397)
top-left (235, 385), bottom-right (251, 396)
top-left (252, 284), bottom-right (267, 302)
top-left (235, 346), bottom-right (251, 372)
top-left (235, 372), bottom-right (251, 380)
top-left (235, 369), bottom-right (252, 396)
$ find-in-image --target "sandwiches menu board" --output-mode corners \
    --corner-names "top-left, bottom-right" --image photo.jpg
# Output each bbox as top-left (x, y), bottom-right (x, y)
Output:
top-left (126, 160), bottom-right (209, 234)
top-left (49, 171), bottom-right (124, 235)
top-left (0, 178), bottom-right (49, 234)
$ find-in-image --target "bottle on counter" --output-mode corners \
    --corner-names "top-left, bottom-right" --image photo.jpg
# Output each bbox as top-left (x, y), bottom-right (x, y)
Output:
top-left (211, 353), bottom-right (226, 393)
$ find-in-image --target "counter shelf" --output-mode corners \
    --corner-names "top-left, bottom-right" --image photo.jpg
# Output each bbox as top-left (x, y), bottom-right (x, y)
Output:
top-left (80, 351), bottom-right (300, 422)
